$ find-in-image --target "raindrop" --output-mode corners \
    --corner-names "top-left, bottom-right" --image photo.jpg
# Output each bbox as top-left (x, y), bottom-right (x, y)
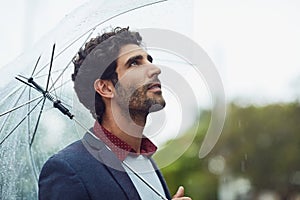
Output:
top-left (238, 120), bottom-right (242, 128)
top-left (290, 171), bottom-right (300, 185)
top-left (241, 160), bottom-right (246, 172)
top-left (208, 155), bottom-right (225, 175)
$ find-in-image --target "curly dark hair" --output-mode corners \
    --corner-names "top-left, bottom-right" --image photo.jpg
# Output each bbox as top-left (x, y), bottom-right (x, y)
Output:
top-left (71, 27), bottom-right (142, 123)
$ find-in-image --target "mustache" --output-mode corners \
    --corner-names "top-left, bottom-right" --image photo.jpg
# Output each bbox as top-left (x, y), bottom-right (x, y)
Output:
top-left (115, 78), bottom-right (162, 92)
top-left (144, 78), bottom-right (161, 87)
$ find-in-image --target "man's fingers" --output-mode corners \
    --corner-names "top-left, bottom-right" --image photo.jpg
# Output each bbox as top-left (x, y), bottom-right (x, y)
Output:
top-left (172, 186), bottom-right (192, 200)
top-left (173, 186), bottom-right (184, 198)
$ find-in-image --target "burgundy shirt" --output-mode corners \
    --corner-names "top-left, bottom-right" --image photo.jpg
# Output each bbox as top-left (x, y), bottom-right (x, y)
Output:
top-left (93, 121), bottom-right (157, 161)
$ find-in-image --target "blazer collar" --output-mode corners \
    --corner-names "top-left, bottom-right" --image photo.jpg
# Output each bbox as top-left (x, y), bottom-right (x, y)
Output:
top-left (82, 131), bottom-right (141, 200)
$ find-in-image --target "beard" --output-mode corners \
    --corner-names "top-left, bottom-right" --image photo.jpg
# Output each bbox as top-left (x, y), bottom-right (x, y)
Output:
top-left (115, 83), bottom-right (166, 115)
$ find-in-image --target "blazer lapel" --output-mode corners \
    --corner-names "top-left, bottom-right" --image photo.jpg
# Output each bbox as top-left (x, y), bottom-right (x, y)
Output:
top-left (82, 132), bottom-right (141, 200)
top-left (150, 158), bottom-right (172, 199)
top-left (98, 147), bottom-right (141, 200)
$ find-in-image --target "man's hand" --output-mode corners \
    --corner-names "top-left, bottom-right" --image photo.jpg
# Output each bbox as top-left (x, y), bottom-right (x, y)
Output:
top-left (172, 186), bottom-right (192, 200)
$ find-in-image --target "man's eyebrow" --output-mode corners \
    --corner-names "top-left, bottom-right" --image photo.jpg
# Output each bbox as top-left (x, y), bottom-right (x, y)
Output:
top-left (147, 54), bottom-right (153, 63)
top-left (125, 54), bottom-right (153, 66)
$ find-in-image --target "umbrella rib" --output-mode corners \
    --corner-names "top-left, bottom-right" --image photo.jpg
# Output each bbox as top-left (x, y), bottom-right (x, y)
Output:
top-left (27, 88), bottom-right (32, 143)
top-left (29, 97), bottom-right (47, 147)
top-left (34, 30), bottom-right (94, 79)
top-left (45, 44), bottom-right (56, 92)
top-left (30, 30), bottom-right (93, 99)
top-left (0, 98), bottom-right (44, 146)
top-left (32, 68), bottom-right (67, 99)
top-left (48, 79), bottom-right (73, 108)
top-left (49, 79), bottom-right (71, 93)
top-left (27, 89), bottom-right (39, 183)
top-left (0, 95), bottom-right (43, 117)
top-left (31, 55), bottom-right (41, 77)
top-left (85, 0), bottom-right (168, 37)
top-left (0, 85), bottom-right (23, 105)
top-left (33, 0), bottom-right (166, 79)
top-left (0, 85), bottom-right (28, 134)
top-left (33, 68), bottom-right (66, 79)
top-left (29, 143), bottom-right (39, 182)
top-left (15, 76), bottom-right (35, 89)
top-left (67, 1), bottom-right (168, 59)
top-left (50, 78), bottom-right (58, 100)
top-left (48, 31), bottom-right (94, 92)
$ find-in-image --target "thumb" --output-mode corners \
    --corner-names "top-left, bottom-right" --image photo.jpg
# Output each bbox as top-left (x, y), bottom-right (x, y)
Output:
top-left (173, 186), bottom-right (184, 198)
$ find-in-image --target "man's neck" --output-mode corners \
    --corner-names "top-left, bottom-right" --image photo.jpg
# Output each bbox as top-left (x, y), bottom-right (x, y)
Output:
top-left (101, 109), bottom-right (147, 153)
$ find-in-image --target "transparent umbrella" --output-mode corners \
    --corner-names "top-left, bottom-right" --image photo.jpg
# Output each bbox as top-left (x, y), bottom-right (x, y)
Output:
top-left (0, 0), bottom-right (226, 199)
top-left (0, 0), bottom-right (169, 199)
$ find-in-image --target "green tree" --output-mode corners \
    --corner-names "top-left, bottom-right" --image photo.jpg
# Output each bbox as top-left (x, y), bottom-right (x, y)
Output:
top-left (156, 102), bottom-right (300, 199)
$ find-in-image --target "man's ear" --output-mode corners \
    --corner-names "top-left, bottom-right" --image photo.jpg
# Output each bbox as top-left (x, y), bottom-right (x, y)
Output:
top-left (94, 79), bottom-right (114, 98)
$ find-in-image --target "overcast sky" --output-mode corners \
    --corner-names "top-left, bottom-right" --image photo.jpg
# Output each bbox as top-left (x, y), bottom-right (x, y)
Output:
top-left (1, 0), bottom-right (300, 152)
top-left (1, 0), bottom-right (300, 104)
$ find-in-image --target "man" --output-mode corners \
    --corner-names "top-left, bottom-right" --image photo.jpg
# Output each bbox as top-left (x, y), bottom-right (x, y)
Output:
top-left (39, 27), bottom-right (191, 200)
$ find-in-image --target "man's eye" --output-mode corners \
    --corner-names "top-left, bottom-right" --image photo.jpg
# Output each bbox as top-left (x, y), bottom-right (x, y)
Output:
top-left (130, 61), bottom-right (138, 66)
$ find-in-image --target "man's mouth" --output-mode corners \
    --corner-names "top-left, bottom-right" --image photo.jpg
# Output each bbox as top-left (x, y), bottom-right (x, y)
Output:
top-left (147, 82), bottom-right (162, 92)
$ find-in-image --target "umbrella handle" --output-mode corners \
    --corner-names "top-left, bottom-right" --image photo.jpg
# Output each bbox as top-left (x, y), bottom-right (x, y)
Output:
top-left (53, 100), bottom-right (73, 119)
top-left (16, 75), bottom-right (74, 119)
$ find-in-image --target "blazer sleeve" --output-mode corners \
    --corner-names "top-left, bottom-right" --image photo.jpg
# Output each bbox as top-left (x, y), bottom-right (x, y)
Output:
top-left (38, 156), bottom-right (90, 200)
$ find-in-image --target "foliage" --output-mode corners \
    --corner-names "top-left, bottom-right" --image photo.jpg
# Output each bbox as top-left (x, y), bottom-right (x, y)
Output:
top-left (155, 102), bottom-right (300, 199)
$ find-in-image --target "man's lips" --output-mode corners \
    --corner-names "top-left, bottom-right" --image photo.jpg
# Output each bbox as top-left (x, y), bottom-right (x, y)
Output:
top-left (147, 82), bottom-right (162, 92)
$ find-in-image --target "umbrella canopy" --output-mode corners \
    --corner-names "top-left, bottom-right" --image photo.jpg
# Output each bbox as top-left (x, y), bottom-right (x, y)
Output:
top-left (0, 0), bottom-right (170, 199)
top-left (0, 0), bottom-right (225, 199)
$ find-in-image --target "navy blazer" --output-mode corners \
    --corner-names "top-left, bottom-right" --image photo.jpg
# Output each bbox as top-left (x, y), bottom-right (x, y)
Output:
top-left (38, 132), bottom-right (171, 200)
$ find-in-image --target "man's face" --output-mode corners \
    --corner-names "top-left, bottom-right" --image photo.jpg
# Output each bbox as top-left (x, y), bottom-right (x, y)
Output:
top-left (114, 44), bottom-right (166, 114)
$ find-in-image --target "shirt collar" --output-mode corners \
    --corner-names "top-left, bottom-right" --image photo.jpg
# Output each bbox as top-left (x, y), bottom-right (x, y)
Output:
top-left (93, 121), bottom-right (157, 161)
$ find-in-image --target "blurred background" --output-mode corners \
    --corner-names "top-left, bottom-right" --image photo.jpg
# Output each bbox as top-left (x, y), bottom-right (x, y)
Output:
top-left (1, 0), bottom-right (300, 199)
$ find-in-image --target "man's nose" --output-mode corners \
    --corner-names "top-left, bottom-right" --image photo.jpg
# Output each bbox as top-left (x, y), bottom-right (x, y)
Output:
top-left (147, 64), bottom-right (161, 78)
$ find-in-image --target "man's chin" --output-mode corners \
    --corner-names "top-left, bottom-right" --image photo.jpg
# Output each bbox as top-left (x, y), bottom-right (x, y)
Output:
top-left (148, 101), bottom-right (166, 113)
